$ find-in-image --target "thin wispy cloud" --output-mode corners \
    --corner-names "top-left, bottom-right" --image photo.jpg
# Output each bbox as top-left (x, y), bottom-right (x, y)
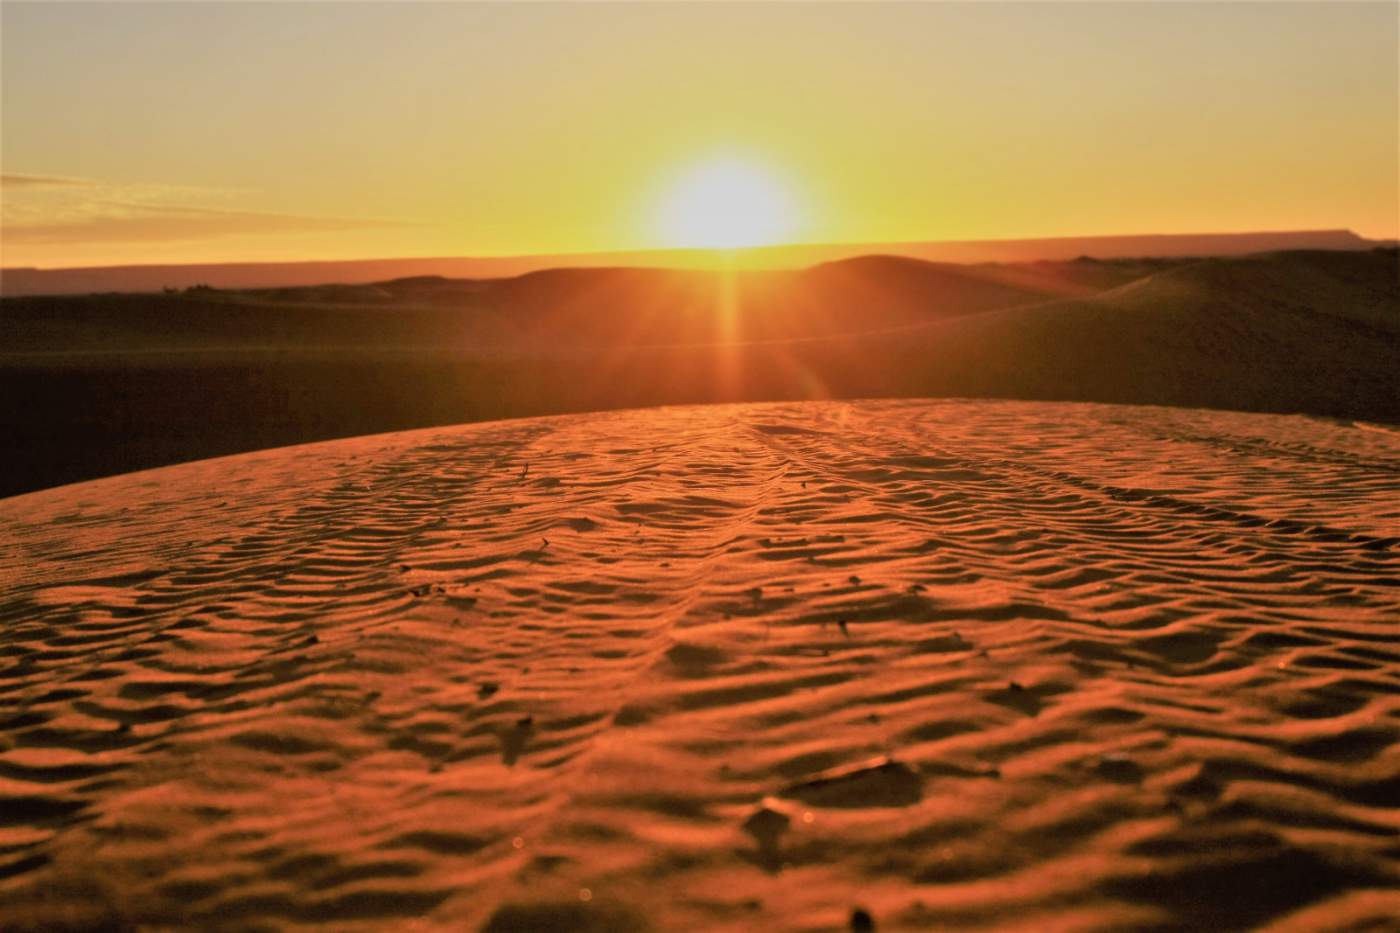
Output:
top-left (2, 174), bottom-right (418, 245)
top-left (0, 173), bottom-right (98, 189)
top-left (6, 209), bottom-right (414, 245)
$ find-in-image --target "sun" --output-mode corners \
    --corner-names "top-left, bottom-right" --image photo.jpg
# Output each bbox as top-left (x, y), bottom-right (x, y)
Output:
top-left (653, 157), bottom-right (799, 250)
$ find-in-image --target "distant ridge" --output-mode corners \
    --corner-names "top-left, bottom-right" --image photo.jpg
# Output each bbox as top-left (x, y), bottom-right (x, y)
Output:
top-left (0, 229), bottom-right (1379, 297)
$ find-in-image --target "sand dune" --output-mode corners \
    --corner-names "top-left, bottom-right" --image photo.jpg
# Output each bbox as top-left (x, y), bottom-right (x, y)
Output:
top-left (2, 249), bottom-right (1395, 500)
top-left (2, 399), bottom-right (1397, 930)
top-left (0, 253), bottom-right (1140, 355)
top-left (852, 249), bottom-right (1400, 417)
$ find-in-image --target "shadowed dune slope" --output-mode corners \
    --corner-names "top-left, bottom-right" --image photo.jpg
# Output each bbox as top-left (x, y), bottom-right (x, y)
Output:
top-left (480, 255), bottom-right (1133, 346)
top-left (0, 249), bottom-right (1395, 498)
top-left (841, 248), bottom-right (1399, 417)
top-left (1, 399), bottom-right (1398, 931)
top-left (0, 254), bottom-right (1133, 353)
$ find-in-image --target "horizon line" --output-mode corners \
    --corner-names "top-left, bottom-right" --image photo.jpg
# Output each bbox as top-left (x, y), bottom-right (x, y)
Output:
top-left (1, 226), bottom-right (1387, 274)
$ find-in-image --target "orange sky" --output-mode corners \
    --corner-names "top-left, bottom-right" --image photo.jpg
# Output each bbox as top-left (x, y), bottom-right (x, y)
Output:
top-left (2, 2), bottom-right (1396, 269)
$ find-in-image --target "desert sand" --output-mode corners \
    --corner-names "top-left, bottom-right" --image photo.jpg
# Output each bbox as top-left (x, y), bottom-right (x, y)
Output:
top-left (2, 398), bottom-right (1397, 931)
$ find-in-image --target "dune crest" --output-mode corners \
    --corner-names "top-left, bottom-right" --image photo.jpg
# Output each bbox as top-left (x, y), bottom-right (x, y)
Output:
top-left (1, 399), bottom-right (1397, 930)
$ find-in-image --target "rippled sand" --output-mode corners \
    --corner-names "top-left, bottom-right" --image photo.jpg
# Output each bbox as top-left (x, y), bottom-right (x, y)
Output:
top-left (2, 399), bottom-right (1397, 931)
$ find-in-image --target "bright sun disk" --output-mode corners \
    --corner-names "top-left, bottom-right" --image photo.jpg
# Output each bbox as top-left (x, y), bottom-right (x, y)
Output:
top-left (654, 158), bottom-right (798, 249)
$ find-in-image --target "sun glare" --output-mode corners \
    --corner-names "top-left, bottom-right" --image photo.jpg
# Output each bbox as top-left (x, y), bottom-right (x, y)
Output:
top-left (654, 158), bottom-right (799, 250)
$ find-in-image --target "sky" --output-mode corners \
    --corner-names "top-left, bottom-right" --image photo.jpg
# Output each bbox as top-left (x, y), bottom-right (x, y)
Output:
top-left (2, 1), bottom-right (1396, 269)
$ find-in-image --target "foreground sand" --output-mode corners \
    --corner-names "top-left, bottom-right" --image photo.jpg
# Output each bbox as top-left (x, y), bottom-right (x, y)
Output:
top-left (1, 399), bottom-right (1397, 931)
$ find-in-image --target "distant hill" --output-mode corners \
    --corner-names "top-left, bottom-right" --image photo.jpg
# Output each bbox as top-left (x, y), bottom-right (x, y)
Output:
top-left (0, 228), bottom-right (1380, 296)
top-left (0, 255), bottom-right (1165, 354)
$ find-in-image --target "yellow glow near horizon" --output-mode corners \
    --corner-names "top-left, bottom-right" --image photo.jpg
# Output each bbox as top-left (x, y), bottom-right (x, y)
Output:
top-left (1, 3), bottom-right (1395, 268)
top-left (653, 158), bottom-right (800, 250)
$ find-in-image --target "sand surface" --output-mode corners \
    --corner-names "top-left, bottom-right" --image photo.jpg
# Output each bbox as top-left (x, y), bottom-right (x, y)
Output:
top-left (2, 399), bottom-right (1398, 931)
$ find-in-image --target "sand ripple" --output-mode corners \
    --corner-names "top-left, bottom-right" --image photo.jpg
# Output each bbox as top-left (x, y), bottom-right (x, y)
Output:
top-left (1, 399), bottom-right (1397, 930)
